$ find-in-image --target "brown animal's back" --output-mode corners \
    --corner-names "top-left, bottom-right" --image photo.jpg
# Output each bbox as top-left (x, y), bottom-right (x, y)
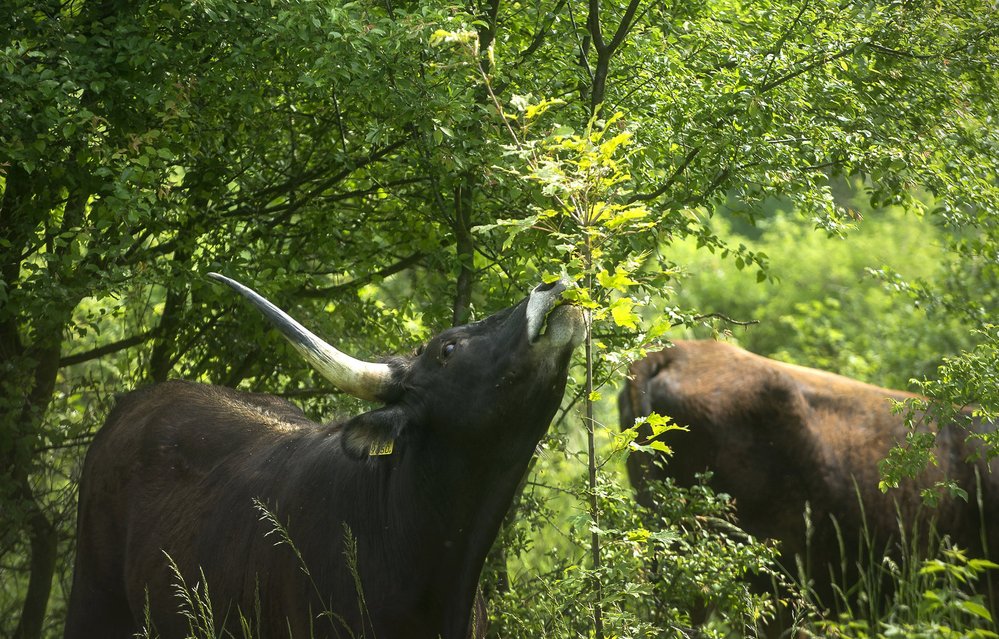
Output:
top-left (621, 340), bottom-right (993, 576)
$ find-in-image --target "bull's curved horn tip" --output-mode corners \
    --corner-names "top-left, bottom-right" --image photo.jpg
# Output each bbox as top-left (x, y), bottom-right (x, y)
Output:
top-left (207, 272), bottom-right (251, 295)
top-left (204, 271), bottom-right (392, 402)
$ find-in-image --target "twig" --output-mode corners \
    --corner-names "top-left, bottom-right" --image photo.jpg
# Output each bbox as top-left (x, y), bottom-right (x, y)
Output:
top-left (60, 329), bottom-right (160, 367)
top-left (689, 312), bottom-right (760, 327)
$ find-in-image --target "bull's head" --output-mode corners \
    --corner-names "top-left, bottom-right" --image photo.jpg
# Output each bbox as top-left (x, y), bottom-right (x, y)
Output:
top-left (208, 273), bottom-right (584, 457)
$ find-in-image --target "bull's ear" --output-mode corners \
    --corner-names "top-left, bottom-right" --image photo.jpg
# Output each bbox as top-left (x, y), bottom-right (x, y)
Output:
top-left (340, 406), bottom-right (409, 459)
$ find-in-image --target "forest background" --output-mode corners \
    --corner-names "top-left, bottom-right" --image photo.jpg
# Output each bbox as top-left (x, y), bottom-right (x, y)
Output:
top-left (1, 0), bottom-right (997, 637)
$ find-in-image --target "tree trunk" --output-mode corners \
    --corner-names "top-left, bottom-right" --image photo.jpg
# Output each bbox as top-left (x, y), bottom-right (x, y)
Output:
top-left (7, 338), bottom-right (65, 639)
top-left (12, 482), bottom-right (58, 639)
top-left (1, 162), bottom-right (91, 638)
top-left (452, 180), bottom-right (475, 326)
top-left (148, 253), bottom-right (191, 383)
top-left (591, 50), bottom-right (611, 116)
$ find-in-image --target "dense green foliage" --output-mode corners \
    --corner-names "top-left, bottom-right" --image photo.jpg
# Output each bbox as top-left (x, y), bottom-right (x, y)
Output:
top-left (1, 0), bottom-right (997, 636)
top-left (671, 204), bottom-right (976, 387)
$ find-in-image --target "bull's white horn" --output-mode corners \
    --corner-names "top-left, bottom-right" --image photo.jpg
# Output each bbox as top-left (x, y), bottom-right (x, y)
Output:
top-left (208, 273), bottom-right (392, 402)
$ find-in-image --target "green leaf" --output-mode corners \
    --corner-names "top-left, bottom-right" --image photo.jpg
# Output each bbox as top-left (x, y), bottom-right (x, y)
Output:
top-left (602, 204), bottom-right (649, 230)
top-left (524, 97), bottom-right (566, 121)
top-left (609, 297), bottom-right (639, 329)
top-left (969, 559), bottom-right (999, 571)
top-left (649, 440), bottom-right (672, 454)
top-left (960, 600), bottom-right (993, 622)
top-left (596, 268), bottom-right (637, 292)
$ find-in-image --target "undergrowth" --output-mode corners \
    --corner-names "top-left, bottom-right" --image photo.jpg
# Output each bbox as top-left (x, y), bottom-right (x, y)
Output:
top-left (136, 474), bottom-right (998, 639)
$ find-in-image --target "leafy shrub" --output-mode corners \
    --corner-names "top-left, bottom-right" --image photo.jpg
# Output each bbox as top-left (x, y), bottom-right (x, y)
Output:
top-left (486, 447), bottom-right (785, 638)
top-left (668, 205), bottom-right (975, 389)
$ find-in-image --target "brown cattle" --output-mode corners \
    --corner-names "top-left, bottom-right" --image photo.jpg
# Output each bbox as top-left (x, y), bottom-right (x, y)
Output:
top-left (620, 340), bottom-right (996, 607)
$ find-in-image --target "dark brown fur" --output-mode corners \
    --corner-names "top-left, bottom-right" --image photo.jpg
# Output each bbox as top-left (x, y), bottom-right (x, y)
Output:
top-left (621, 340), bottom-right (997, 605)
top-left (65, 289), bottom-right (581, 639)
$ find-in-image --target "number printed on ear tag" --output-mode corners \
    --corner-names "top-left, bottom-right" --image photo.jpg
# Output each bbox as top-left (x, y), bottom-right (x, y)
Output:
top-left (369, 440), bottom-right (395, 456)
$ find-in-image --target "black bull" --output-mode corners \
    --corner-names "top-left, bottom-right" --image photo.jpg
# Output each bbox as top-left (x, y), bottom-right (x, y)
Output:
top-left (65, 275), bottom-right (583, 639)
top-left (620, 340), bottom-right (998, 604)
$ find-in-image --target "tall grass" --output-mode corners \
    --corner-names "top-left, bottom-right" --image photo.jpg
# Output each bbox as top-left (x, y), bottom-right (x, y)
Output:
top-left (136, 483), bottom-right (999, 639)
top-left (138, 555), bottom-right (232, 639)
top-left (792, 488), bottom-right (999, 639)
top-left (139, 501), bottom-right (371, 639)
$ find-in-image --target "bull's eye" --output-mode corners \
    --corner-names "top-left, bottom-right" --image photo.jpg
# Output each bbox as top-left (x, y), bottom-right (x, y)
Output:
top-left (440, 341), bottom-right (457, 361)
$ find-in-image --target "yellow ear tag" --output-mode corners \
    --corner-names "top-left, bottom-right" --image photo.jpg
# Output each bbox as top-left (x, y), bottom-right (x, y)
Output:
top-left (369, 440), bottom-right (395, 456)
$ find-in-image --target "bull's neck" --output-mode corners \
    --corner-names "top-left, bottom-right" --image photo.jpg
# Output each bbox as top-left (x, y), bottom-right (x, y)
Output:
top-left (397, 433), bottom-right (540, 637)
top-left (291, 425), bottom-right (543, 638)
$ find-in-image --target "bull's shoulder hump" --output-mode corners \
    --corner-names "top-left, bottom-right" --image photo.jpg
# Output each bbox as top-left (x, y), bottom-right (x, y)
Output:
top-left (117, 381), bottom-right (315, 430)
top-left (98, 382), bottom-right (321, 466)
top-left (200, 385), bottom-right (316, 432)
top-left (638, 341), bottom-right (787, 419)
top-left (140, 383), bottom-right (324, 480)
top-left (766, 359), bottom-right (920, 407)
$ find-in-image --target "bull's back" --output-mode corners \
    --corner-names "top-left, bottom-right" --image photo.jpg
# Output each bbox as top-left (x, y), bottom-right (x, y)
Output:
top-left (67, 381), bottom-right (320, 637)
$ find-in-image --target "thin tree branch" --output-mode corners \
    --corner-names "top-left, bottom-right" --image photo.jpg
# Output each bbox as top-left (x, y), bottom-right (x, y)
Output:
top-left (298, 251), bottom-right (426, 298)
top-left (629, 145), bottom-right (701, 203)
top-left (762, 0), bottom-right (810, 90)
top-left (59, 329), bottom-right (161, 367)
top-left (759, 44), bottom-right (857, 93)
top-left (565, 0), bottom-right (594, 83)
top-left (34, 434), bottom-right (95, 454)
top-left (222, 131), bottom-right (417, 222)
top-left (587, 0), bottom-right (605, 53)
top-left (607, 0), bottom-right (645, 53)
top-left (688, 312), bottom-right (760, 327)
top-left (514, 0), bottom-right (569, 64)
